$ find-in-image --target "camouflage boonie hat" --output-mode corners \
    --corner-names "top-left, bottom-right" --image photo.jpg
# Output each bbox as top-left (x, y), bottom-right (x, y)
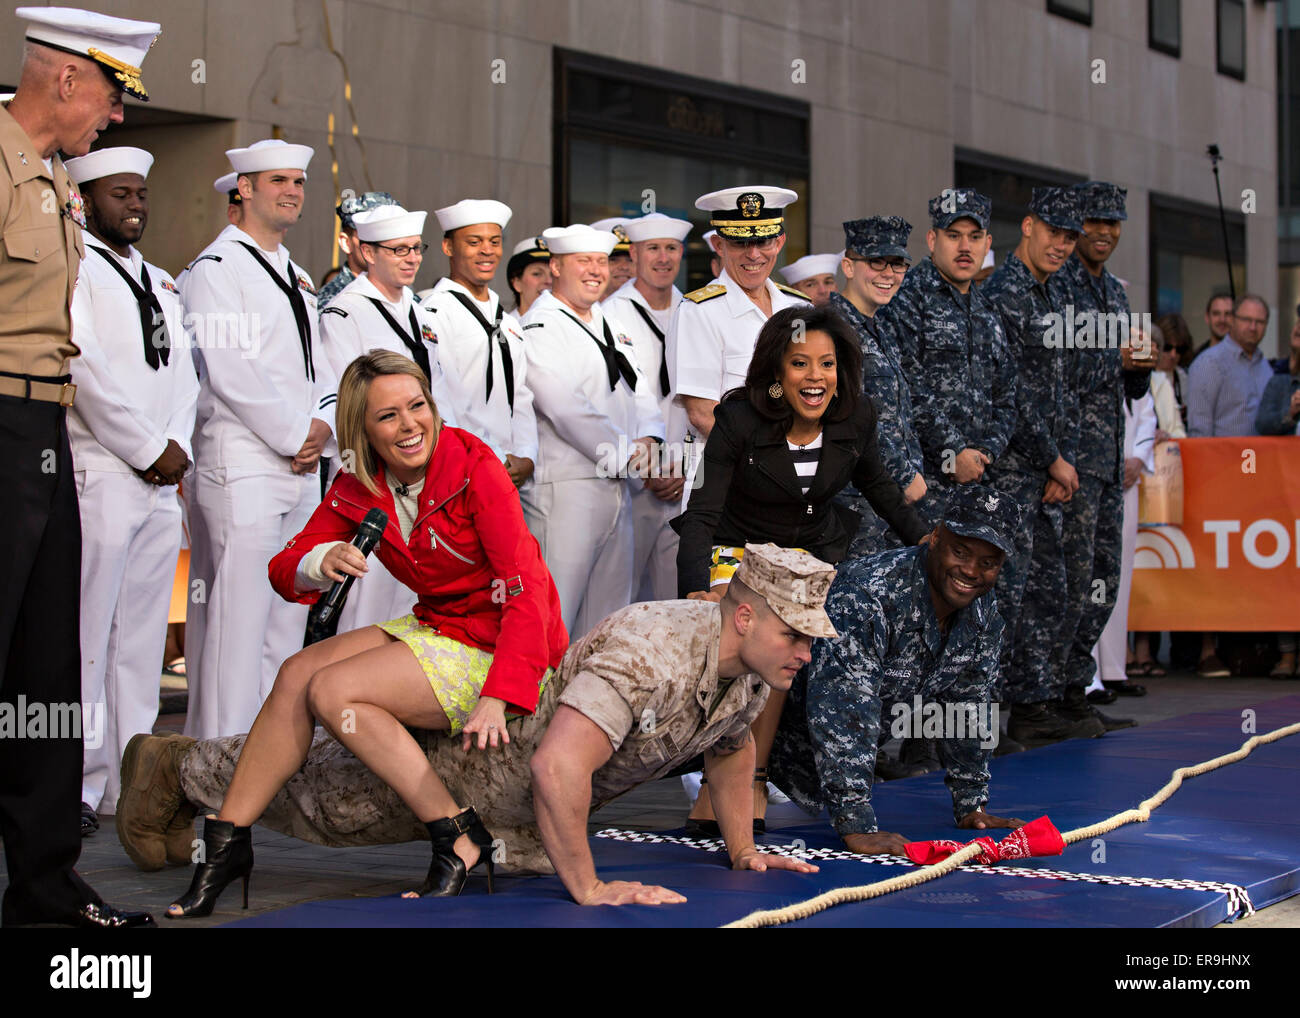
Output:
top-left (733, 543), bottom-right (837, 638)
top-left (927, 189), bottom-right (991, 230)
top-left (843, 215), bottom-right (912, 260)
top-left (1029, 186), bottom-right (1082, 233)
top-left (1074, 180), bottom-right (1127, 222)
top-left (337, 191), bottom-right (399, 231)
top-left (941, 485), bottom-right (1023, 557)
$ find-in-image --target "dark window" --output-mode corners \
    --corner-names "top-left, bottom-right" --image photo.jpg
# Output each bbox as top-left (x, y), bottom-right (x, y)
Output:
top-left (1149, 0), bottom-right (1181, 57)
top-left (1217, 0), bottom-right (1246, 79)
top-left (553, 50), bottom-right (810, 291)
top-left (1047, 0), bottom-right (1092, 26)
top-left (1149, 193), bottom-right (1246, 319)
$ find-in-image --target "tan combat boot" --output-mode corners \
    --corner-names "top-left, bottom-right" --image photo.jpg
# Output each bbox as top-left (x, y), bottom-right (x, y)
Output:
top-left (116, 732), bottom-right (196, 871)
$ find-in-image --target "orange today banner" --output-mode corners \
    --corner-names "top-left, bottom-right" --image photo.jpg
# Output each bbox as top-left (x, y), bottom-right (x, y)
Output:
top-left (1130, 437), bottom-right (1300, 631)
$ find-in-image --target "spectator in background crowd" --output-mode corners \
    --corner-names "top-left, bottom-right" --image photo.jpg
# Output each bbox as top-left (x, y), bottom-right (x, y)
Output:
top-left (1153, 312), bottom-right (1192, 429)
top-left (1191, 292), bottom-right (1234, 362)
top-left (1187, 294), bottom-right (1273, 438)
top-left (1255, 315), bottom-right (1300, 680)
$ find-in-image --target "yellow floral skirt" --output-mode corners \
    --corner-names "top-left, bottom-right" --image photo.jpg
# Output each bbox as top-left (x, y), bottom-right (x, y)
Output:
top-left (377, 614), bottom-right (548, 734)
top-left (709, 544), bottom-right (807, 588)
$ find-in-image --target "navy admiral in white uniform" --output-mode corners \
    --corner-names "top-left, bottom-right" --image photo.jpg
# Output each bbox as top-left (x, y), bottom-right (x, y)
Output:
top-left (520, 224), bottom-right (664, 637)
top-left (666, 186), bottom-right (809, 501)
top-left (602, 212), bottom-right (692, 601)
top-left (421, 198), bottom-right (538, 489)
top-left (317, 202), bottom-right (459, 633)
top-left (64, 146), bottom-right (198, 821)
top-left (181, 139), bottom-right (338, 740)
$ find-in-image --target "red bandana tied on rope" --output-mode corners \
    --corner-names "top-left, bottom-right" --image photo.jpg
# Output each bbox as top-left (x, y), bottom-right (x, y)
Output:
top-left (904, 816), bottom-right (1065, 866)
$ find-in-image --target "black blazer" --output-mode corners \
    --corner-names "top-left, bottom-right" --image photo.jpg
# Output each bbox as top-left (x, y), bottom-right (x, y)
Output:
top-left (672, 397), bottom-right (929, 596)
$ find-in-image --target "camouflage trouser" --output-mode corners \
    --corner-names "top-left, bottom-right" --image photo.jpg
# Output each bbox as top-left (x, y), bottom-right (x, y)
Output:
top-left (834, 490), bottom-right (906, 563)
top-left (987, 471), bottom-right (1067, 704)
top-left (1056, 472), bottom-right (1123, 693)
top-left (177, 677), bottom-right (565, 874)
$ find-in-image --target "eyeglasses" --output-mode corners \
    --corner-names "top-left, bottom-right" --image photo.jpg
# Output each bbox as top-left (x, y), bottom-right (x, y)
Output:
top-left (723, 236), bottom-right (782, 252)
top-left (373, 242), bottom-right (429, 258)
top-left (848, 256), bottom-right (910, 274)
top-left (1233, 314), bottom-right (1267, 328)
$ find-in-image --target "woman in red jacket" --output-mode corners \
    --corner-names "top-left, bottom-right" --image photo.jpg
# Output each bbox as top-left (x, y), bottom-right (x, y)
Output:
top-left (167, 350), bottom-right (567, 917)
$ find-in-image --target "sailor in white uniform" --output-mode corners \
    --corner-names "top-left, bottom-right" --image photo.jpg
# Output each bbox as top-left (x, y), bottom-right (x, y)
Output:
top-left (779, 251), bottom-right (842, 306)
top-left (520, 224), bottom-right (664, 637)
top-left (64, 146), bottom-right (199, 816)
top-left (421, 198), bottom-right (538, 490)
top-left (181, 139), bottom-right (338, 740)
top-left (317, 203), bottom-right (457, 633)
top-left (601, 212), bottom-right (692, 601)
top-left (665, 186), bottom-right (809, 505)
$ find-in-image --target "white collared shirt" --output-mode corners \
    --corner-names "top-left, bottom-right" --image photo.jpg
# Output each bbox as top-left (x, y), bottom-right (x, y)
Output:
top-left (521, 289), bottom-right (665, 483)
top-left (68, 231), bottom-right (200, 474)
top-left (421, 277), bottom-right (536, 462)
top-left (182, 225), bottom-right (338, 472)
top-left (318, 273), bottom-right (458, 429)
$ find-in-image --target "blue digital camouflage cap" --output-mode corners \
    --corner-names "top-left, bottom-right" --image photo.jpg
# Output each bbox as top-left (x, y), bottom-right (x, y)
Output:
top-left (1029, 186), bottom-right (1082, 232)
top-left (843, 215), bottom-right (912, 260)
top-left (1074, 180), bottom-right (1127, 222)
top-left (336, 191), bottom-right (399, 230)
top-left (940, 484), bottom-right (1022, 556)
top-left (927, 189), bottom-right (991, 230)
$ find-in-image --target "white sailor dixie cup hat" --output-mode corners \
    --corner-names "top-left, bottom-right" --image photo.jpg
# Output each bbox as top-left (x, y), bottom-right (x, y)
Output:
top-left (64, 145), bottom-right (154, 185)
top-left (213, 171), bottom-right (238, 195)
top-left (779, 252), bottom-right (842, 285)
top-left (622, 213), bottom-right (693, 243)
top-left (541, 224), bottom-right (619, 255)
top-left (434, 199), bottom-right (512, 233)
top-left (696, 185), bottom-right (798, 240)
top-left (225, 139), bottom-right (314, 178)
top-left (352, 205), bottom-right (428, 243)
top-left (18, 6), bottom-right (161, 101)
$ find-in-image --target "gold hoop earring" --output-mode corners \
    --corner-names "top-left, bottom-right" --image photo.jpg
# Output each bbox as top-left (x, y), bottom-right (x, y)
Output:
top-left (768, 382), bottom-right (784, 399)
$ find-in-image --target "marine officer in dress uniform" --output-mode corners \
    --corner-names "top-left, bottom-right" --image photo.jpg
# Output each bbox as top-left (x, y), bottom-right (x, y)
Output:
top-left (779, 252), bottom-right (840, 306)
top-left (317, 203), bottom-right (460, 634)
top-left (520, 224), bottom-right (664, 638)
top-left (1, 4), bottom-right (160, 927)
top-left (666, 186), bottom-right (808, 503)
top-left (316, 190), bottom-right (398, 309)
top-left (421, 198), bottom-right (538, 490)
top-left (602, 212), bottom-right (692, 601)
top-left (63, 146), bottom-right (199, 824)
top-left (181, 138), bottom-right (339, 741)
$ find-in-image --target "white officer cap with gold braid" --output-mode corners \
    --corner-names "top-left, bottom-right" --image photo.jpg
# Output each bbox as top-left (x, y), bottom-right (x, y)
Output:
top-left (695, 185), bottom-right (798, 241)
top-left (18, 6), bottom-right (161, 101)
top-left (64, 145), bottom-right (153, 184)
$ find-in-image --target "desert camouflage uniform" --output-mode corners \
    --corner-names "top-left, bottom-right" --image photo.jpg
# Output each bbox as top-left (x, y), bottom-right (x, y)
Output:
top-left (769, 544), bottom-right (1003, 835)
top-left (177, 600), bottom-right (767, 873)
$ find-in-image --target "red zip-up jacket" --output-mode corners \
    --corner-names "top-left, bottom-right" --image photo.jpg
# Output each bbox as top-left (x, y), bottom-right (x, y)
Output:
top-left (268, 426), bottom-right (567, 714)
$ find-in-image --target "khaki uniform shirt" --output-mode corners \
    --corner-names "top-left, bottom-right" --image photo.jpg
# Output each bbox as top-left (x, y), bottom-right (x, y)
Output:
top-left (559, 599), bottom-right (770, 804)
top-left (0, 104), bottom-right (83, 377)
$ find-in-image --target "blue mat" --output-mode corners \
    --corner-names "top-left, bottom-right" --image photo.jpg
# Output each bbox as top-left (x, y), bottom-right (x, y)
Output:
top-left (229, 696), bottom-right (1300, 928)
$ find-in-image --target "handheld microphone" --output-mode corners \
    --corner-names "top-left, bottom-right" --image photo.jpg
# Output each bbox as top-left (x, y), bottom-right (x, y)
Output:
top-left (304, 507), bottom-right (389, 646)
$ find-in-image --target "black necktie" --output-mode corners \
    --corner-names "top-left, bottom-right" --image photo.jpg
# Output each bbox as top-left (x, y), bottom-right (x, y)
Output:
top-left (237, 242), bottom-right (315, 380)
top-left (367, 297), bottom-right (432, 381)
top-left (90, 245), bottom-right (170, 369)
top-left (445, 288), bottom-right (515, 413)
top-left (559, 310), bottom-right (638, 393)
top-left (625, 299), bottom-right (671, 399)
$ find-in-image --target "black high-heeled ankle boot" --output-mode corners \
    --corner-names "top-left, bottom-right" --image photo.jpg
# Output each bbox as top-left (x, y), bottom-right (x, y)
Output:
top-left (166, 816), bottom-right (253, 918)
top-left (409, 806), bottom-right (495, 898)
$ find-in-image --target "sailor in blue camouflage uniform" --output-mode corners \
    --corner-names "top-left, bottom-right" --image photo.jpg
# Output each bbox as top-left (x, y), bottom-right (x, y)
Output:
top-left (830, 216), bottom-right (926, 559)
top-left (880, 190), bottom-right (1017, 529)
top-left (1053, 182), bottom-right (1153, 733)
top-left (316, 190), bottom-right (398, 309)
top-left (981, 187), bottom-right (1100, 747)
top-left (769, 485), bottom-right (1027, 855)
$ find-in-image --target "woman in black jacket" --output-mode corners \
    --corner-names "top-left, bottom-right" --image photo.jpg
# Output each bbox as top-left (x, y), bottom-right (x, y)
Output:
top-left (672, 304), bottom-right (928, 833)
